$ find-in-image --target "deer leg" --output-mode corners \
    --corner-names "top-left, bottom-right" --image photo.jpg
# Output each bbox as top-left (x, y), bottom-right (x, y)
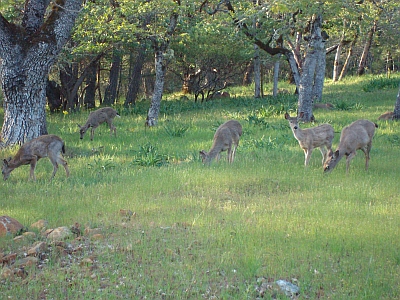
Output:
top-left (304, 149), bottom-right (312, 166)
top-left (345, 152), bottom-right (356, 174)
top-left (360, 146), bottom-right (370, 171)
top-left (230, 146), bottom-right (237, 163)
top-left (29, 156), bottom-right (38, 181)
top-left (90, 127), bottom-right (95, 141)
top-left (319, 147), bottom-right (327, 166)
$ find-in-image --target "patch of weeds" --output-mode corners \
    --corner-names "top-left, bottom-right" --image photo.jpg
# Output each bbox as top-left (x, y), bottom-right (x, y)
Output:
top-left (163, 121), bottom-right (189, 137)
top-left (386, 135), bottom-right (400, 147)
top-left (362, 76), bottom-right (399, 92)
top-left (242, 135), bottom-right (280, 150)
top-left (334, 100), bottom-right (363, 111)
top-left (131, 143), bottom-right (169, 167)
top-left (87, 158), bottom-right (116, 173)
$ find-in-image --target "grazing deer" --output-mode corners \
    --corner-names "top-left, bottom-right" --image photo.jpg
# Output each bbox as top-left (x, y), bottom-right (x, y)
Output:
top-left (78, 107), bottom-right (120, 140)
top-left (2, 135), bottom-right (70, 181)
top-left (285, 112), bottom-right (334, 167)
top-left (324, 119), bottom-right (378, 174)
top-left (200, 120), bottom-right (242, 164)
top-left (378, 111), bottom-right (394, 120)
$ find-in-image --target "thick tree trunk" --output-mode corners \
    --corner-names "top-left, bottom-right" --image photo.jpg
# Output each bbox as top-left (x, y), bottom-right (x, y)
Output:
top-left (313, 44), bottom-right (326, 103)
top-left (254, 44), bottom-right (261, 98)
top-left (0, 0), bottom-right (82, 147)
top-left (393, 83), bottom-right (400, 120)
top-left (125, 45), bottom-right (146, 106)
top-left (104, 50), bottom-right (122, 106)
top-left (298, 14), bottom-right (324, 121)
top-left (357, 21), bottom-right (377, 76)
top-left (145, 49), bottom-right (165, 127)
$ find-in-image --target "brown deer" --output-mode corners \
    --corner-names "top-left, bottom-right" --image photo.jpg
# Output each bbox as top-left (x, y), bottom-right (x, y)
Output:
top-left (324, 119), bottom-right (378, 173)
top-left (200, 120), bottom-right (242, 164)
top-left (2, 135), bottom-right (70, 181)
top-left (378, 111), bottom-right (394, 120)
top-left (285, 112), bottom-right (334, 167)
top-left (78, 107), bottom-right (120, 140)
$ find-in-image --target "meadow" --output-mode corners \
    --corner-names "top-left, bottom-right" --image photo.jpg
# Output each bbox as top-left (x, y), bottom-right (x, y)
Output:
top-left (1, 75), bottom-right (400, 299)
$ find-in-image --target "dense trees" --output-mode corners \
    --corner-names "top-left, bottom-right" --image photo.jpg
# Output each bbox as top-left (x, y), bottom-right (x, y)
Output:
top-left (0, 0), bottom-right (399, 146)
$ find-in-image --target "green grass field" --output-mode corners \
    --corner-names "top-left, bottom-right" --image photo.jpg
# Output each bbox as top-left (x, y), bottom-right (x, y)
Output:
top-left (1, 75), bottom-right (400, 299)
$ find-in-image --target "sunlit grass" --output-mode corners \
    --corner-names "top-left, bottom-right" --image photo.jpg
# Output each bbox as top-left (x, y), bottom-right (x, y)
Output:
top-left (1, 75), bottom-right (400, 298)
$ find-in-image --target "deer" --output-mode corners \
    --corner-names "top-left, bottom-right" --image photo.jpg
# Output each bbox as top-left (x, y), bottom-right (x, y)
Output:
top-left (285, 112), bottom-right (334, 167)
top-left (324, 119), bottom-right (378, 174)
top-left (378, 111), bottom-right (394, 120)
top-left (78, 107), bottom-right (120, 140)
top-left (200, 120), bottom-right (242, 164)
top-left (2, 135), bottom-right (70, 181)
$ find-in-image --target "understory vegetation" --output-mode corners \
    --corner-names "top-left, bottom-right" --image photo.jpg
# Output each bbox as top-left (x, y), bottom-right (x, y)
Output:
top-left (1, 75), bottom-right (400, 299)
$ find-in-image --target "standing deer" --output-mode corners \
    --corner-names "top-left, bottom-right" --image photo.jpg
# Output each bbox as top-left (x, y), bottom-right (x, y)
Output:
top-left (2, 135), bottom-right (70, 181)
top-left (285, 112), bottom-right (334, 167)
top-left (324, 119), bottom-right (378, 173)
top-left (78, 107), bottom-right (120, 140)
top-left (200, 120), bottom-right (242, 164)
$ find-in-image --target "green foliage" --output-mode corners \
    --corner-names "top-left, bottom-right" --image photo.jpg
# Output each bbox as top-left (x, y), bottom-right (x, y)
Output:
top-left (131, 143), bottom-right (169, 167)
top-left (333, 100), bottom-right (363, 111)
top-left (163, 121), bottom-right (189, 137)
top-left (362, 76), bottom-right (400, 92)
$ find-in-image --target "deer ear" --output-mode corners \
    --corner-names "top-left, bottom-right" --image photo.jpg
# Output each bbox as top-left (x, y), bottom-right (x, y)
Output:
top-left (299, 112), bottom-right (305, 118)
top-left (284, 112), bottom-right (289, 119)
top-left (77, 124), bottom-right (81, 128)
top-left (334, 150), bottom-right (340, 158)
top-left (3, 158), bottom-right (9, 165)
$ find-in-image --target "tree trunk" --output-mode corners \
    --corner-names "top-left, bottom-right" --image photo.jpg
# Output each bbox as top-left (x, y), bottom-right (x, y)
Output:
top-left (313, 42), bottom-right (326, 103)
top-left (104, 50), bottom-right (122, 106)
top-left (298, 14), bottom-right (324, 121)
top-left (357, 21), bottom-right (377, 76)
top-left (83, 60), bottom-right (97, 109)
top-left (272, 56), bottom-right (280, 97)
top-left (332, 41), bottom-right (342, 82)
top-left (145, 49), bottom-right (165, 127)
top-left (145, 11), bottom-right (178, 127)
top-left (125, 45), bottom-right (147, 107)
top-left (0, 0), bottom-right (82, 147)
top-left (339, 34), bottom-right (357, 81)
top-left (393, 82), bottom-right (400, 120)
top-left (254, 44), bottom-right (261, 98)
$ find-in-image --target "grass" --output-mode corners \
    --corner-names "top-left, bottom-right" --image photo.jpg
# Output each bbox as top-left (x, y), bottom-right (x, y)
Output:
top-left (1, 75), bottom-right (400, 299)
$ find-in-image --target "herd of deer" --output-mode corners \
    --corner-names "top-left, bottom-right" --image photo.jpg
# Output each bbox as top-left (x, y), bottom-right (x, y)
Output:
top-left (1, 105), bottom-right (381, 181)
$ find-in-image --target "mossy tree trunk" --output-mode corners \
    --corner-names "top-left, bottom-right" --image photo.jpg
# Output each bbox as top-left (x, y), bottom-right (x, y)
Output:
top-left (0, 0), bottom-right (82, 147)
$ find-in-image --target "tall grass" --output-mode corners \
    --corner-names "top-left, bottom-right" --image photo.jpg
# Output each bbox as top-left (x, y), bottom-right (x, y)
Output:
top-left (1, 75), bottom-right (399, 299)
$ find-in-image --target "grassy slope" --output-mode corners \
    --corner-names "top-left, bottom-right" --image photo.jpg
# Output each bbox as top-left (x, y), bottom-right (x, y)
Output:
top-left (1, 75), bottom-right (399, 299)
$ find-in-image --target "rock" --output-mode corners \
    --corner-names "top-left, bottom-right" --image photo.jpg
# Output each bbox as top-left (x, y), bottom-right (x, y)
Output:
top-left (14, 256), bottom-right (39, 268)
top-left (45, 226), bottom-right (73, 241)
top-left (1, 267), bottom-right (14, 280)
top-left (27, 241), bottom-right (47, 256)
top-left (0, 216), bottom-right (24, 236)
top-left (23, 231), bottom-right (36, 238)
top-left (1, 253), bottom-right (17, 265)
top-left (31, 219), bottom-right (48, 230)
top-left (275, 280), bottom-right (300, 297)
